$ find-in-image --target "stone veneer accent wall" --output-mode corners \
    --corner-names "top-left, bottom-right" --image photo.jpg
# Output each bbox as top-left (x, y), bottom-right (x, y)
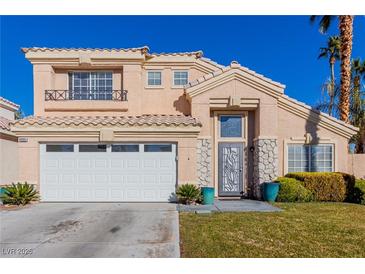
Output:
top-left (253, 138), bottom-right (278, 199)
top-left (197, 138), bottom-right (212, 186)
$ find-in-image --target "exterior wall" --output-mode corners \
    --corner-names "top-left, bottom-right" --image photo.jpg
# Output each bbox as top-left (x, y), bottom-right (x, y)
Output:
top-left (0, 107), bottom-right (15, 120)
top-left (0, 138), bottom-right (18, 185)
top-left (348, 154), bottom-right (365, 179)
top-left (32, 61), bottom-right (210, 117)
top-left (277, 107), bottom-right (350, 175)
top-left (190, 79), bottom-right (279, 197)
top-left (17, 134), bottom-right (198, 189)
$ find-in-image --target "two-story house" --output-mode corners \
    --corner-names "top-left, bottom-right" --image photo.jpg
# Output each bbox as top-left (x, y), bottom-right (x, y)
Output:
top-left (11, 46), bottom-right (359, 202)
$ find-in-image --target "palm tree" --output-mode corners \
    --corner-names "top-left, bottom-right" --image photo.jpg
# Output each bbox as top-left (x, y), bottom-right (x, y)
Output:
top-left (350, 58), bottom-right (365, 153)
top-left (315, 81), bottom-right (341, 118)
top-left (310, 15), bottom-right (355, 123)
top-left (318, 36), bottom-right (341, 116)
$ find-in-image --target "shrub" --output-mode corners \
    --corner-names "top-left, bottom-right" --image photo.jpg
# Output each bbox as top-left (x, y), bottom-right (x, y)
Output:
top-left (0, 182), bottom-right (39, 205)
top-left (276, 177), bottom-right (313, 202)
top-left (336, 172), bottom-right (356, 201)
top-left (347, 179), bottom-right (365, 205)
top-left (176, 184), bottom-right (201, 204)
top-left (285, 172), bottom-right (346, 202)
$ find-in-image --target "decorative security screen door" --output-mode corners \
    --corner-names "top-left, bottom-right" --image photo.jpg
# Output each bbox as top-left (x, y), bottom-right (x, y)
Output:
top-left (218, 142), bottom-right (244, 196)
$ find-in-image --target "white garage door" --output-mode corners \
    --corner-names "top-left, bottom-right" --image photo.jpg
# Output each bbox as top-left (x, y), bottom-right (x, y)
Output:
top-left (40, 143), bottom-right (177, 202)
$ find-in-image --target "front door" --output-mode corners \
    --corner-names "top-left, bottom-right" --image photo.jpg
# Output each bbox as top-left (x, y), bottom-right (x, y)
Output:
top-left (218, 142), bottom-right (244, 196)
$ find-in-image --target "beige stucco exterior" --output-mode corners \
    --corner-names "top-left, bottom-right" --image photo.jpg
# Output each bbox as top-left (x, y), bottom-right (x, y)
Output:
top-left (0, 137), bottom-right (19, 184)
top-left (10, 47), bottom-right (364, 199)
top-left (0, 97), bottom-right (19, 185)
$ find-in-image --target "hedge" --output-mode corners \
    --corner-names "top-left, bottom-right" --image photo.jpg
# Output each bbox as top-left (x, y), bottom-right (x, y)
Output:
top-left (347, 179), bottom-right (365, 205)
top-left (285, 172), bottom-right (346, 202)
top-left (275, 177), bottom-right (313, 202)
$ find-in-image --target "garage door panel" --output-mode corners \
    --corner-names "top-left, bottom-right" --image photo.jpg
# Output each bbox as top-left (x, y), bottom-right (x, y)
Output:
top-left (45, 159), bottom-right (59, 169)
top-left (126, 159), bottom-right (140, 169)
top-left (94, 159), bottom-right (109, 169)
top-left (78, 159), bottom-right (92, 169)
top-left (143, 175), bottom-right (156, 184)
top-left (43, 174), bottom-right (59, 185)
top-left (160, 159), bottom-right (174, 168)
top-left (40, 143), bottom-right (176, 202)
top-left (61, 174), bottom-right (75, 184)
top-left (78, 174), bottom-right (93, 184)
top-left (111, 159), bottom-right (123, 168)
top-left (110, 174), bottom-right (123, 184)
top-left (94, 174), bottom-right (109, 184)
top-left (60, 159), bottom-right (76, 169)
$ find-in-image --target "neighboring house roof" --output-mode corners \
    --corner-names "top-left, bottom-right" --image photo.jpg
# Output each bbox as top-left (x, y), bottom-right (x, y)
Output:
top-left (0, 116), bottom-right (11, 131)
top-left (0, 96), bottom-right (20, 111)
top-left (11, 115), bottom-right (202, 128)
top-left (184, 61), bottom-right (358, 139)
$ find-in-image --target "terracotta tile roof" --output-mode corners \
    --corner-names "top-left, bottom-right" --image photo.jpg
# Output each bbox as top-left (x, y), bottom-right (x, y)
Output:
top-left (200, 57), bottom-right (225, 69)
top-left (148, 51), bottom-right (203, 58)
top-left (184, 61), bottom-right (286, 89)
top-left (0, 96), bottom-right (20, 110)
top-left (12, 115), bottom-right (202, 128)
top-left (21, 46), bottom-right (150, 53)
top-left (0, 116), bottom-right (11, 131)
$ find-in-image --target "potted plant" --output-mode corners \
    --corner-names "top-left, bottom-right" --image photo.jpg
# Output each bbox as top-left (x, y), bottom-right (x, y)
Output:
top-left (261, 180), bottom-right (280, 202)
top-left (176, 184), bottom-right (201, 205)
top-left (200, 184), bottom-right (215, 205)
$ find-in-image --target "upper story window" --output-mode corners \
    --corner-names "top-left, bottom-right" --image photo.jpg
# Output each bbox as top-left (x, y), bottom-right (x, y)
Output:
top-left (287, 144), bottom-right (334, 173)
top-left (69, 72), bottom-right (113, 100)
top-left (147, 71), bottom-right (162, 86)
top-left (173, 71), bottom-right (188, 86)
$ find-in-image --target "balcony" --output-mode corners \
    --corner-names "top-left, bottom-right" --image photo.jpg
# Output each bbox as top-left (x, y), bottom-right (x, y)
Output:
top-left (45, 89), bottom-right (128, 101)
top-left (44, 90), bottom-right (129, 113)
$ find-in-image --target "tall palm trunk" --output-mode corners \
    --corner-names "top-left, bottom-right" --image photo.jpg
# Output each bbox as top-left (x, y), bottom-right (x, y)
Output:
top-left (339, 15), bottom-right (354, 122)
top-left (328, 56), bottom-right (336, 116)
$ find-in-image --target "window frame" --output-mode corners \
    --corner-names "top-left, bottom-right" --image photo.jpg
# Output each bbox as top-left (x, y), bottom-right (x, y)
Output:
top-left (172, 70), bottom-right (189, 87)
top-left (286, 143), bottom-right (335, 173)
top-left (68, 71), bottom-right (113, 100)
top-left (146, 70), bottom-right (163, 87)
top-left (144, 144), bottom-right (173, 153)
top-left (78, 144), bottom-right (107, 153)
top-left (219, 115), bottom-right (244, 138)
top-left (46, 144), bottom-right (74, 152)
top-left (111, 144), bottom-right (140, 153)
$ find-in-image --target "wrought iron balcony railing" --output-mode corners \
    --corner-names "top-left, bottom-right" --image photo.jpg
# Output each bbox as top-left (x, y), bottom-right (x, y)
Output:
top-left (45, 90), bottom-right (128, 101)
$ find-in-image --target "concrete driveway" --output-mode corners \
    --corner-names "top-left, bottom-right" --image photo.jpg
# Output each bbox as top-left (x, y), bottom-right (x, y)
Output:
top-left (0, 203), bottom-right (180, 258)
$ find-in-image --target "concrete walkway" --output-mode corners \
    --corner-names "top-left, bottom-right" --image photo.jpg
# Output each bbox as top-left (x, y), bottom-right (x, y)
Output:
top-left (177, 199), bottom-right (281, 213)
top-left (0, 203), bottom-right (180, 258)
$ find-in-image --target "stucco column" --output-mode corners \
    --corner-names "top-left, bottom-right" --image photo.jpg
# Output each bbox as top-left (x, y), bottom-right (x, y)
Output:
top-left (252, 137), bottom-right (278, 199)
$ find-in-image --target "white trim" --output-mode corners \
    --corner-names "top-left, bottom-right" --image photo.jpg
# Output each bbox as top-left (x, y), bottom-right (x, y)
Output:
top-left (172, 70), bottom-right (189, 88)
top-left (283, 138), bottom-right (337, 175)
top-left (146, 69), bottom-right (163, 87)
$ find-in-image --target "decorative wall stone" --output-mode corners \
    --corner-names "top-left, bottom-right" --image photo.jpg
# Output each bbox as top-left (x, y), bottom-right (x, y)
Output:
top-left (253, 138), bottom-right (278, 199)
top-left (197, 138), bottom-right (212, 186)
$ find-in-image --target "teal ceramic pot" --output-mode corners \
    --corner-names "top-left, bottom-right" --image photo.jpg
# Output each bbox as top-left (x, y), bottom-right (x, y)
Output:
top-left (262, 182), bottom-right (280, 202)
top-left (201, 187), bottom-right (215, 205)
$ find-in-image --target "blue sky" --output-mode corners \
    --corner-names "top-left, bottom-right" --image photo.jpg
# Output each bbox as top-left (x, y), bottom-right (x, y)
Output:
top-left (1, 15), bottom-right (365, 116)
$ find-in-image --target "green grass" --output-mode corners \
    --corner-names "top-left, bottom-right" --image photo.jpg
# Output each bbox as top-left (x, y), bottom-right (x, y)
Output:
top-left (179, 203), bottom-right (365, 257)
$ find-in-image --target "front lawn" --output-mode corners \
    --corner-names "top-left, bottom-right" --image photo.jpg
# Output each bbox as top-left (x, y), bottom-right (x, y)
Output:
top-left (179, 203), bottom-right (365, 257)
